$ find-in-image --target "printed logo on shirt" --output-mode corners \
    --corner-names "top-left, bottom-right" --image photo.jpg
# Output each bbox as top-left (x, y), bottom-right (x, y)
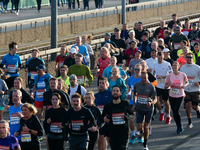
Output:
top-left (50, 122), bottom-right (62, 133)
top-left (112, 113), bottom-right (125, 125)
top-left (0, 145), bottom-right (10, 150)
top-left (71, 120), bottom-right (83, 131)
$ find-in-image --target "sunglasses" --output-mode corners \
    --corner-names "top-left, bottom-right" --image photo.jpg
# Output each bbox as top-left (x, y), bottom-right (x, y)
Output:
top-left (134, 69), bottom-right (140, 71)
top-left (174, 30), bottom-right (180, 31)
top-left (186, 56), bottom-right (193, 59)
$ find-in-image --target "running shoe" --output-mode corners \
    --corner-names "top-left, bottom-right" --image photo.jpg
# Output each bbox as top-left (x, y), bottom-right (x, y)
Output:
top-left (159, 113), bottom-right (165, 121)
top-left (129, 136), bottom-right (137, 144)
top-left (187, 123), bottom-right (193, 129)
top-left (165, 116), bottom-right (171, 124)
top-left (176, 125), bottom-right (184, 134)
top-left (143, 146), bottom-right (149, 150)
top-left (39, 136), bottom-right (43, 141)
top-left (138, 136), bottom-right (144, 143)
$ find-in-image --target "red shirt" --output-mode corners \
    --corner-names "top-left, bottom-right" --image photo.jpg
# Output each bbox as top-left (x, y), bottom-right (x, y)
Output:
top-left (55, 54), bottom-right (68, 70)
top-left (124, 48), bottom-right (138, 66)
top-left (181, 28), bottom-right (192, 36)
top-left (98, 57), bottom-right (110, 77)
top-left (158, 28), bottom-right (165, 39)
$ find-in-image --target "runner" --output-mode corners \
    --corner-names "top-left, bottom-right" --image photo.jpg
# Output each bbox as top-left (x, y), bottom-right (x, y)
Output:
top-left (85, 91), bottom-right (104, 150)
top-left (177, 46), bottom-right (189, 67)
top-left (152, 52), bottom-right (172, 124)
top-left (135, 22), bottom-right (146, 41)
top-left (68, 74), bottom-right (87, 101)
top-left (0, 120), bottom-right (20, 150)
top-left (25, 49), bottom-right (45, 92)
top-left (30, 64), bottom-right (52, 121)
top-left (125, 31), bottom-right (137, 48)
top-left (102, 85), bottom-right (134, 150)
top-left (8, 90), bottom-right (23, 140)
top-left (153, 20), bottom-right (169, 39)
top-left (124, 41), bottom-right (138, 67)
top-left (68, 53), bottom-right (93, 88)
top-left (138, 31), bottom-right (151, 59)
top-left (63, 93), bottom-right (95, 150)
top-left (44, 93), bottom-right (67, 150)
top-left (188, 23), bottom-right (200, 51)
top-left (55, 45), bottom-right (69, 77)
top-left (101, 33), bottom-right (117, 48)
top-left (0, 69), bottom-right (8, 121)
top-left (94, 77), bottom-right (112, 150)
top-left (133, 71), bottom-right (157, 150)
top-left (57, 65), bottom-right (70, 87)
top-left (129, 50), bottom-right (143, 76)
top-left (181, 20), bottom-right (192, 36)
top-left (163, 48), bottom-right (174, 66)
top-left (167, 14), bottom-right (181, 29)
top-left (120, 23), bottom-right (129, 41)
top-left (180, 52), bottom-right (200, 128)
top-left (108, 67), bottom-right (127, 100)
top-left (165, 61), bottom-right (188, 133)
top-left (8, 77), bottom-right (33, 106)
top-left (145, 49), bottom-right (158, 74)
top-left (193, 42), bottom-right (200, 65)
top-left (14, 103), bottom-right (44, 150)
top-left (0, 41), bottom-right (21, 90)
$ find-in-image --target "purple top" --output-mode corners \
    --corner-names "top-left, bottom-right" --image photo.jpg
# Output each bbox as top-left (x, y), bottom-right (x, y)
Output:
top-left (0, 135), bottom-right (20, 150)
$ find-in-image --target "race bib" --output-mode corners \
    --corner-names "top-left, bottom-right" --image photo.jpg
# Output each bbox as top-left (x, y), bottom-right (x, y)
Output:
top-left (21, 131), bottom-right (31, 142)
top-left (0, 145), bottom-right (10, 150)
top-left (10, 113), bottom-right (20, 125)
top-left (188, 76), bottom-right (194, 84)
top-left (97, 105), bottom-right (104, 113)
top-left (71, 120), bottom-right (83, 131)
top-left (77, 76), bottom-right (84, 84)
top-left (112, 113), bottom-right (125, 125)
top-left (50, 122), bottom-right (62, 133)
top-left (157, 76), bottom-right (166, 84)
top-left (36, 89), bottom-right (45, 98)
top-left (47, 105), bottom-right (53, 110)
top-left (7, 65), bottom-right (16, 73)
top-left (37, 81), bottom-right (45, 88)
top-left (170, 88), bottom-right (180, 95)
top-left (191, 40), bottom-right (197, 47)
top-left (138, 94), bottom-right (148, 104)
top-left (174, 43), bottom-right (181, 50)
top-left (30, 71), bottom-right (37, 80)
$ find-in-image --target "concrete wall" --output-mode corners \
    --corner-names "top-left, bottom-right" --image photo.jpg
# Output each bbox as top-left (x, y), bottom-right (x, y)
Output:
top-left (2, 0), bottom-right (200, 48)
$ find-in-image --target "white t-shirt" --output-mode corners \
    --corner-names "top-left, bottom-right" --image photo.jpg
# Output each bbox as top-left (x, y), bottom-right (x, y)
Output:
top-left (145, 57), bottom-right (158, 74)
top-left (152, 60), bottom-right (172, 89)
top-left (69, 84), bottom-right (87, 100)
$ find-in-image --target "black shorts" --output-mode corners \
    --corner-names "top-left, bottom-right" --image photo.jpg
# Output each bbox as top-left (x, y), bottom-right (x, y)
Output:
top-left (69, 134), bottom-right (89, 150)
top-left (110, 134), bottom-right (129, 150)
top-left (156, 87), bottom-right (169, 101)
top-left (5, 76), bottom-right (17, 89)
top-left (136, 109), bottom-right (153, 123)
top-left (184, 91), bottom-right (200, 105)
top-left (99, 124), bottom-right (110, 137)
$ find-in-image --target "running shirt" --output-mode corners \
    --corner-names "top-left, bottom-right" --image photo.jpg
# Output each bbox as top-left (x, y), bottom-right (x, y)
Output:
top-left (1, 53), bottom-right (21, 77)
top-left (145, 57), bottom-right (158, 74)
top-left (180, 63), bottom-right (200, 92)
top-left (71, 45), bottom-right (89, 60)
top-left (134, 82), bottom-right (157, 111)
top-left (9, 104), bottom-right (23, 140)
top-left (57, 76), bottom-right (70, 87)
top-left (97, 57), bottom-right (110, 77)
top-left (128, 75), bottom-right (141, 105)
top-left (181, 28), bottom-right (192, 36)
top-left (108, 79), bottom-right (117, 91)
top-left (55, 54), bottom-right (68, 70)
top-left (177, 56), bottom-right (187, 67)
top-left (165, 72), bottom-right (188, 98)
top-left (0, 135), bottom-right (20, 150)
top-left (69, 84), bottom-right (87, 100)
top-left (152, 61), bottom-right (172, 89)
top-left (34, 73), bottom-right (51, 102)
top-left (103, 66), bottom-right (126, 80)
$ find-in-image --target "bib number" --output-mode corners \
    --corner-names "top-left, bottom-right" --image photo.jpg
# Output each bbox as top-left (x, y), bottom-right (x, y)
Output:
top-left (170, 88), bottom-right (180, 95)
top-left (138, 94), bottom-right (148, 104)
top-left (50, 122), bottom-right (62, 133)
top-left (7, 65), bottom-right (17, 73)
top-left (71, 120), bottom-right (83, 131)
top-left (21, 131), bottom-right (31, 142)
top-left (97, 105), bottom-right (104, 114)
top-left (174, 43), bottom-right (180, 50)
top-left (112, 113), bottom-right (125, 125)
top-left (77, 76), bottom-right (84, 84)
top-left (0, 145), bottom-right (10, 150)
top-left (30, 71), bottom-right (37, 80)
top-left (10, 113), bottom-right (20, 125)
top-left (36, 89), bottom-right (45, 98)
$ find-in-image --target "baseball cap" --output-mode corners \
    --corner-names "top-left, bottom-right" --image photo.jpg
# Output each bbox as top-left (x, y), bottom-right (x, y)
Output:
top-left (163, 48), bottom-right (170, 52)
top-left (70, 48), bottom-right (77, 54)
top-left (105, 33), bottom-right (111, 38)
top-left (37, 64), bottom-right (46, 70)
top-left (69, 74), bottom-right (77, 80)
top-left (158, 38), bottom-right (164, 42)
top-left (135, 50), bottom-right (142, 53)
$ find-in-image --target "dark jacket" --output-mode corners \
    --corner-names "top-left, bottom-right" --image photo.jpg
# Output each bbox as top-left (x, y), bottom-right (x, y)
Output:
top-left (120, 30), bottom-right (129, 41)
top-left (138, 40), bottom-right (151, 59)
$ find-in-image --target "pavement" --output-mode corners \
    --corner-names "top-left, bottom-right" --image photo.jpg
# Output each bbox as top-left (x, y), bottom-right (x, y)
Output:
top-left (2, 76), bottom-right (200, 150)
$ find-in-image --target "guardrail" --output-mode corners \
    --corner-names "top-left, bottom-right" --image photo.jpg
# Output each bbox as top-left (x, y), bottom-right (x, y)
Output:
top-left (0, 0), bottom-right (195, 33)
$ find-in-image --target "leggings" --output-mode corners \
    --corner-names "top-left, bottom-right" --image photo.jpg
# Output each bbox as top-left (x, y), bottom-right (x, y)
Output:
top-left (88, 131), bottom-right (99, 150)
top-left (72, 0), bottom-right (80, 9)
top-left (48, 137), bottom-right (65, 150)
top-left (15, 0), bottom-right (20, 11)
top-left (83, 0), bottom-right (89, 9)
top-left (94, 0), bottom-right (98, 8)
top-left (169, 96), bottom-right (184, 127)
top-left (36, 0), bottom-right (41, 11)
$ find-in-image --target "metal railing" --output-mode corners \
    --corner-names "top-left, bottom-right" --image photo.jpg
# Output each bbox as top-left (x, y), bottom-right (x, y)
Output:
top-left (0, 0), bottom-right (196, 33)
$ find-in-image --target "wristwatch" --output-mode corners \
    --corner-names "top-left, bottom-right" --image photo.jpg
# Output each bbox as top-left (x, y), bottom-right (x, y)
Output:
top-left (29, 129), bottom-right (32, 133)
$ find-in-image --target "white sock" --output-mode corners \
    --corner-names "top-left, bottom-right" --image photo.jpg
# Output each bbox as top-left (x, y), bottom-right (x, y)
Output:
top-left (160, 109), bottom-right (164, 113)
top-left (131, 130), bottom-right (135, 136)
top-left (166, 114), bottom-right (170, 117)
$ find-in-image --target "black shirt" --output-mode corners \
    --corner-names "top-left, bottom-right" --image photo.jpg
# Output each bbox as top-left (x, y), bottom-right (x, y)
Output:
top-left (147, 72), bottom-right (156, 83)
top-left (164, 58), bottom-right (174, 66)
top-left (167, 20), bottom-right (181, 29)
top-left (102, 100), bottom-right (134, 136)
top-left (9, 88), bottom-right (33, 105)
top-left (63, 56), bottom-right (75, 68)
top-left (43, 89), bottom-right (71, 109)
top-left (44, 107), bottom-right (67, 135)
top-left (26, 58), bottom-right (44, 73)
top-left (135, 29), bottom-right (146, 41)
top-left (18, 115), bottom-right (44, 148)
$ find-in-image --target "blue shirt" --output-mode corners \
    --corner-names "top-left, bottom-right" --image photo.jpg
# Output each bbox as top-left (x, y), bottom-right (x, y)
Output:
top-left (8, 104), bottom-right (23, 140)
top-left (71, 44), bottom-right (89, 59)
top-left (1, 53), bottom-right (21, 77)
top-left (0, 135), bottom-right (19, 150)
top-left (128, 75), bottom-right (141, 105)
top-left (108, 79), bottom-right (117, 91)
top-left (34, 73), bottom-right (52, 102)
top-left (103, 66), bottom-right (126, 80)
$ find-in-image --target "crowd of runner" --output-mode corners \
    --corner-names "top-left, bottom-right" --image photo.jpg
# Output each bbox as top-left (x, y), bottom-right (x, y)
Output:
top-left (1, 13), bottom-right (200, 150)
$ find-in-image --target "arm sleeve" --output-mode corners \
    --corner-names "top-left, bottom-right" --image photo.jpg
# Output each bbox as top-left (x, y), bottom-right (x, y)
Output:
top-left (124, 102), bottom-right (134, 120)
top-left (23, 90), bottom-right (33, 104)
top-left (34, 116), bottom-right (44, 136)
top-left (43, 110), bottom-right (50, 134)
top-left (86, 109), bottom-right (96, 129)
top-left (96, 108), bottom-right (104, 129)
top-left (8, 91), bottom-right (13, 106)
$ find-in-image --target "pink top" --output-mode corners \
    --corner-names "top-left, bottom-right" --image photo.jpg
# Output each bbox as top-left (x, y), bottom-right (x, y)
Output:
top-left (165, 72), bottom-right (188, 98)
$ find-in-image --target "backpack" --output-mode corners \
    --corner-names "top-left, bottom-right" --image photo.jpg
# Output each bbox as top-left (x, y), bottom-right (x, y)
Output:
top-left (35, 73), bottom-right (51, 91)
top-left (68, 85), bottom-right (84, 103)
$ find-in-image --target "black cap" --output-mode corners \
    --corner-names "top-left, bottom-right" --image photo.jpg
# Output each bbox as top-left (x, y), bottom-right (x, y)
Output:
top-left (37, 64), bottom-right (46, 70)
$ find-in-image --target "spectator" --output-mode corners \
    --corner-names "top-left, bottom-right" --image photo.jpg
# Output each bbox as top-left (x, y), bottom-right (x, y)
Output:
top-left (135, 22), bottom-right (146, 41)
top-left (181, 20), bottom-right (192, 36)
top-left (125, 30), bottom-right (137, 48)
top-left (167, 14), bottom-right (181, 29)
top-left (124, 41), bottom-right (138, 67)
top-left (153, 20), bottom-right (169, 40)
top-left (138, 31), bottom-right (151, 59)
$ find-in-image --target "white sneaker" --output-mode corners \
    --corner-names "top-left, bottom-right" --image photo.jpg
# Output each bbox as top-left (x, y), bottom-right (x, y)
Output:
top-left (16, 12), bottom-right (19, 15)
top-left (38, 10), bottom-right (41, 13)
top-left (143, 146), bottom-right (149, 150)
top-left (5, 11), bottom-right (7, 13)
